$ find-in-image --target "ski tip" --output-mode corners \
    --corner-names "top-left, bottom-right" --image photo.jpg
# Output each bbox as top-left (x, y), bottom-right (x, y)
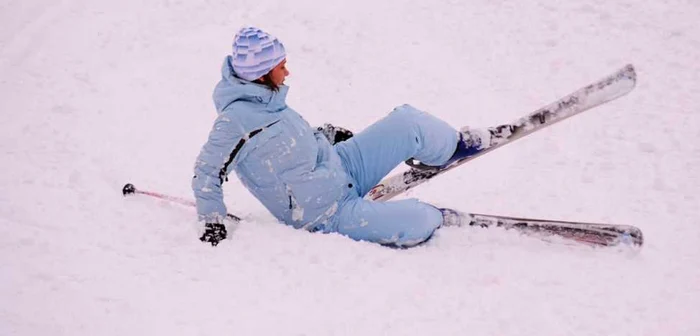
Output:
top-left (631, 227), bottom-right (644, 247)
top-left (613, 226), bottom-right (644, 248)
top-left (122, 183), bottom-right (136, 196)
top-left (621, 64), bottom-right (637, 85)
top-left (618, 233), bottom-right (641, 247)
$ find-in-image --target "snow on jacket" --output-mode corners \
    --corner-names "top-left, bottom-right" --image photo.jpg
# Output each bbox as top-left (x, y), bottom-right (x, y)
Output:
top-left (192, 56), bottom-right (353, 230)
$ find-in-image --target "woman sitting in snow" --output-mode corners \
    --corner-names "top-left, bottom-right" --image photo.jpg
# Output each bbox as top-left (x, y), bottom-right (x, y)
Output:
top-left (193, 27), bottom-right (491, 247)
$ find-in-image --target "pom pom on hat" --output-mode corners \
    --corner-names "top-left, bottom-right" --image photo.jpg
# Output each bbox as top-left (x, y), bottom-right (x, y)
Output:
top-left (231, 27), bottom-right (286, 81)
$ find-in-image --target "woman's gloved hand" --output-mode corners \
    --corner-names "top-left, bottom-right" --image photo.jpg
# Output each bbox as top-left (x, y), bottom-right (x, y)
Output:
top-left (200, 223), bottom-right (228, 246)
top-left (316, 123), bottom-right (354, 145)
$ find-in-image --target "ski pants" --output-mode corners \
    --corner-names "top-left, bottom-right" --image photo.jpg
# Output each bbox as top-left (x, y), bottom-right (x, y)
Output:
top-left (328, 104), bottom-right (459, 247)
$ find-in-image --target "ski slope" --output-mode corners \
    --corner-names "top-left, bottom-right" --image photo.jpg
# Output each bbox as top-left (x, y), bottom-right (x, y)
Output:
top-left (2, 0), bottom-right (699, 335)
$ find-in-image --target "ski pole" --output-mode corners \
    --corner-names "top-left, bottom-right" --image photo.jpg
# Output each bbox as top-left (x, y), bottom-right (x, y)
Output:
top-left (122, 183), bottom-right (242, 222)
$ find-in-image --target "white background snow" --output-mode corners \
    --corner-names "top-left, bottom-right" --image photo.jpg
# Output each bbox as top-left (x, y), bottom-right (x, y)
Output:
top-left (2, 0), bottom-right (700, 335)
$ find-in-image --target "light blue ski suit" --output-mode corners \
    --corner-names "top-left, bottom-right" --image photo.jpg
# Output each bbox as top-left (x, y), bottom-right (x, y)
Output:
top-left (192, 56), bottom-right (459, 247)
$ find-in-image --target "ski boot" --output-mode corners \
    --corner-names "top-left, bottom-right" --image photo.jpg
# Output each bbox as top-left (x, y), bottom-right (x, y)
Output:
top-left (406, 126), bottom-right (507, 170)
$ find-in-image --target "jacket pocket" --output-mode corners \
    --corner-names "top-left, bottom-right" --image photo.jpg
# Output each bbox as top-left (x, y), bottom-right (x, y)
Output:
top-left (285, 184), bottom-right (305, 225)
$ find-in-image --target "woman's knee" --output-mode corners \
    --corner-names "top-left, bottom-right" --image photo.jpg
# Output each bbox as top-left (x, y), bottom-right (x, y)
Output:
top-left (380, 202), bottom-right (442, 247)
top-left (331, 199), bottom-right (442, 247)
top-left (389, 104), bottom-right (425, 123)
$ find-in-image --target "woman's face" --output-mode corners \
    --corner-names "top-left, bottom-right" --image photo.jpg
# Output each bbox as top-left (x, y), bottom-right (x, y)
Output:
top-left (268, 59), bottom-right (289, 86)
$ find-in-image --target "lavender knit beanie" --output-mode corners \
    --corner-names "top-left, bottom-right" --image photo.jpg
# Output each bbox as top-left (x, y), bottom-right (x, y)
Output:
top-left (231, 27), bottom-right (286, 81)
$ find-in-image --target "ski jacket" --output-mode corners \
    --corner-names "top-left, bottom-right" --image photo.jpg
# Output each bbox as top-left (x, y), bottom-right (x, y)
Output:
top-left (192, 56), bottom-right (353, 230)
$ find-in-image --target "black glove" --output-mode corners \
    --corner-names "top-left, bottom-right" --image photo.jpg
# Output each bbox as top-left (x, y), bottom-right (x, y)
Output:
top-left (200, 223), bottom-right (227, 246)
top-left (317, 123), bottom-right (354, 145)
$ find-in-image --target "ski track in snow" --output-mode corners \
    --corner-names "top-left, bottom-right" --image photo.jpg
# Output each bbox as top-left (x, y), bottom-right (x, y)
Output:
top-left (2, 0), bottom-right (700, 335)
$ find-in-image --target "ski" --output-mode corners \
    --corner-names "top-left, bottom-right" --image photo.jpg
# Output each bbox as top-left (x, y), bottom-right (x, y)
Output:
top-left (366, 64), bottom-right (637, 202)
top-left (465, 213), bottom-right (644, 247)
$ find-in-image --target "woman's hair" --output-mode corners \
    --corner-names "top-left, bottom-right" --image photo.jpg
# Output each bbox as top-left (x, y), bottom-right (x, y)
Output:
top-left (256, 73), bottom-right (279, 92)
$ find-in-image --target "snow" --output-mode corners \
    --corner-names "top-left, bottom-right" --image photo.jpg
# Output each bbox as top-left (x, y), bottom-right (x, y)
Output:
top-left (2, 0), bottom-right (700, 335)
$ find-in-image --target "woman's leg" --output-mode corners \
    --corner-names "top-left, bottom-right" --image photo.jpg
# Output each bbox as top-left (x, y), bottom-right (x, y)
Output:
top-left (335, 104), bottom-right (458, 196)
top-left (330, 196), bottom-right (443, 247)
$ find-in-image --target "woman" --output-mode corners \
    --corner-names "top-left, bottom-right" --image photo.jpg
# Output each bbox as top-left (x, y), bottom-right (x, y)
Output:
top-left (193, 27), bottom-right (489, 247)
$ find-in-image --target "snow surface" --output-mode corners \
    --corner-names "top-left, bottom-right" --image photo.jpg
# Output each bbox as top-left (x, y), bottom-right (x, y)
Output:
top-left (2, 0), bottom-right (700, 335)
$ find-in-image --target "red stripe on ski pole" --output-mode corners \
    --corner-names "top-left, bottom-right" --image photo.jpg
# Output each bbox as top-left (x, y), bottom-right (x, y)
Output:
top-left (122, 183), bottom-right (241, 222)
top-left (135, 189), bottom-right (197, 207)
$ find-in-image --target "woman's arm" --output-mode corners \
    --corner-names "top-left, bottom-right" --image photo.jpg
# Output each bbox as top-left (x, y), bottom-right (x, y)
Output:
top-left (192, 113), bottom-right (245, 226)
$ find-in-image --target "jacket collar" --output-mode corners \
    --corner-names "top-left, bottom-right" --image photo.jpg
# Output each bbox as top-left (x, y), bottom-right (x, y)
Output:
top-left (218, 56), bottom-right (289, 112)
